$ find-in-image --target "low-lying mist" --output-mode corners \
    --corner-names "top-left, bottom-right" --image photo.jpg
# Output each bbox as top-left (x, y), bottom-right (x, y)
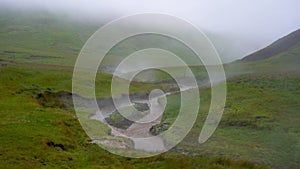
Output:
top-left (1, 0), bottom-right (300, 62)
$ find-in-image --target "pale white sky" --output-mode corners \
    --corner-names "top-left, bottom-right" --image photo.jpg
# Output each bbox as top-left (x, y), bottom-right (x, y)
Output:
top-left (1, 0), bottom-right (300, 61)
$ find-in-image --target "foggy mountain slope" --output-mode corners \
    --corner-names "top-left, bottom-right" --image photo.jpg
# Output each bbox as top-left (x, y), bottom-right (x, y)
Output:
top-left (241, 29), bottom-right (300, 62)
top-left (1, 7), bottom-right (299, 73)
top-left (0, 8), bottom-right (102, 66)
top-left (0, 7), bottom-right (283, 67)
top-left (0, 9), bottom-right (229, 67)
top-left (0, 9), bottom-right (225, 68)
top-left (224, 29), bottom-right (300, 78)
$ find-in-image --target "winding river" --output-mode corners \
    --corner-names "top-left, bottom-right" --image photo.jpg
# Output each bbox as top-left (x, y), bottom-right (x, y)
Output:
top-left (89, 84), bottom-right (201, 152)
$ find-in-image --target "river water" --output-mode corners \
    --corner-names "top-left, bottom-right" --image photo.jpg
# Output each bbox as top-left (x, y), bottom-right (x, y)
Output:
top-left (89, 83), bottom-right (200, 152)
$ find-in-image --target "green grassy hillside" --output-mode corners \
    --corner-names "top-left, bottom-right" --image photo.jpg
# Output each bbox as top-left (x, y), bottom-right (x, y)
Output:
top-left (0, 9), bottom-right (202, 70)
top-left (231, 28), bottom-right (300, 72)
top-left (0, 61), bottom-right (270, 169)
top-left (156, 71), bottom-right (300, 168)
top-left (0, 8), bottom-right (299, 169)
top-left (150, 29), bottom-right (300, 168)
top-left (0, 8), bottom-right (100, 66)
top-left (241, 29), bottom-right (300, 62)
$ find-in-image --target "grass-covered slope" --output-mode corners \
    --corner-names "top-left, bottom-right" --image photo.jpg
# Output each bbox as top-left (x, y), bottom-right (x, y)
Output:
top-left (0, 8), bottom-right (99, 66)
top-left (153, 29), bottom-right (300, 168)
top-left (241, 29), bottom-right (300, 62)
top-left (0, 7), bottom-right (299, 169)
top-left (0, 9), bottom-right (201, 69)
top-left (226, 29), bottom-right (300, 78)
top-left (170, 72), bottom-right (300, 169)
top-left (0, 61), bottom-right (270, 169)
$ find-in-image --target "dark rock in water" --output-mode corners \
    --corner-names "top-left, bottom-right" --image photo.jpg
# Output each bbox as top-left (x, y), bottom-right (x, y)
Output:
top-left (133, 103), bottom-right (149, 112)
top-left (104, 102), bottom-right (149, 130)
top-left (105, 111), bottom-right (134, 129)
top-left (150, 122), bottom-right (170, 135)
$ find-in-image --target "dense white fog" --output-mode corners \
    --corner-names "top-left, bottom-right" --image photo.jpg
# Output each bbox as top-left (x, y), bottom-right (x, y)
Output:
top-left (1, 0), bottom-right (300, 62)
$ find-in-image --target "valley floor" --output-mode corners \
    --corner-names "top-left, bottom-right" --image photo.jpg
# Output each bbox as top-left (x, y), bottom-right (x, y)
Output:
top-left (0, 61), bottom-right (283, 169)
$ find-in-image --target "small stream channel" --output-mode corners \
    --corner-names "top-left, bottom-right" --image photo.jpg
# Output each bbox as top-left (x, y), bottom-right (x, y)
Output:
top-left (89, 84), bottom-right (199, 152)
